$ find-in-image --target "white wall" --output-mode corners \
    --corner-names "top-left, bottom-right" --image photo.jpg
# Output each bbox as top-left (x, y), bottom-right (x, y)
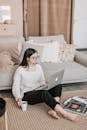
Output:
top-left (73, 0), bottom-right (87, 48)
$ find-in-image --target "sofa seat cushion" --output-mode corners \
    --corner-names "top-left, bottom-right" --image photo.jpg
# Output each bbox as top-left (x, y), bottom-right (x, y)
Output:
top-left (41, 62), bottom-right (87, 84)
top-left (62, 62), bottom-right (87, 83)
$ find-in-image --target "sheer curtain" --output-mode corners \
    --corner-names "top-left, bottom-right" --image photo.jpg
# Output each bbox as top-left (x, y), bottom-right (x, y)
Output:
top-left (23, 0), bottom-right (73, 43)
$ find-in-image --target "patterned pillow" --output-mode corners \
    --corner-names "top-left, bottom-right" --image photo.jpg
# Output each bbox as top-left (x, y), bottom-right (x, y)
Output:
top-left (0, 51), bottom-right (14, 71)
top-left (0, 43), bottom-right (20, 64)
top-left (62, 44), bottom-right (76, 62)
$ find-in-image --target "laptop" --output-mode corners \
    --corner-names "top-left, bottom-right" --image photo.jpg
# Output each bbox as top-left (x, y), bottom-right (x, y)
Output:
top-left (36, 69), bottom-right (64, 90)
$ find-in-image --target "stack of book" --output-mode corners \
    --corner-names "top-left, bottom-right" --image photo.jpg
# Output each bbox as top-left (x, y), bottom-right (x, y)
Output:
top-left (63, 96), bottom-right (87, 115)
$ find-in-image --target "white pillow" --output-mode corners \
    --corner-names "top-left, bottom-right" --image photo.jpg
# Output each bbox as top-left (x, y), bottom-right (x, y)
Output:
top-left (28, 40), bottom-right (61, 63)
top-left (41, 41), bottom-right (60, 63)
top-left (19, 41), bottom-right (44, 62)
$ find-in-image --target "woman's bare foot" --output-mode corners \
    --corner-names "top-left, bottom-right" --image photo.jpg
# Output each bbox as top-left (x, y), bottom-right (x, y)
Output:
top-left (63, 111), bottom-right (79, 122)
top-left (55, 104), bottom-right (79, 122)
top-left (48, 109), bottom-right (60, 119)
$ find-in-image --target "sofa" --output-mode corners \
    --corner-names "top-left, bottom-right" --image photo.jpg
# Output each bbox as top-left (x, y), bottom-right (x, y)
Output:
top-left (0, 35), bottom-right (87, 90)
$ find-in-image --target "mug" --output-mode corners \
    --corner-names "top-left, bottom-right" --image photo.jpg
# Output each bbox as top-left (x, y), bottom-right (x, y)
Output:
top-left (21, 101), bottom-right (28, 112)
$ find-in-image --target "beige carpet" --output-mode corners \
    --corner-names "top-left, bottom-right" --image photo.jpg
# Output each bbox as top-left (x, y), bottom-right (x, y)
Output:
top-left (0, 116), bottom-right (5, 130)
top-left (0, 90), bottom-right (87, 130)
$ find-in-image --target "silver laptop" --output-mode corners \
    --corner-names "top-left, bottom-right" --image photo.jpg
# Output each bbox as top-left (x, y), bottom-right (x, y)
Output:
top-left (36, 69), bottom-right (64, 90)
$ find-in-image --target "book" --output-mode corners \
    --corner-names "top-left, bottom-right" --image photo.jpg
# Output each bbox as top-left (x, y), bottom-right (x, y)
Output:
top-left (78, 97), bottom-right (87, 102)
top-left (63, 96), bottom-right (87, 115)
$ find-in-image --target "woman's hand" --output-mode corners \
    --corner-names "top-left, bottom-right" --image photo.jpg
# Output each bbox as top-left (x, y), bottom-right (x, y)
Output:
top-left (17, 98), bottom-right (22, 107)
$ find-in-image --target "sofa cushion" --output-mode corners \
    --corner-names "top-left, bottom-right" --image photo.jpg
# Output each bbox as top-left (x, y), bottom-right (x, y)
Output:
top-left (0, 37), bottom-right (24, 64)
top-left (27, 40), bottom-right (61, 63)
top-left (41, 62), bottom-right (87, 84)
top-left (62, 62), bottom-right (87, 83)
top-left (0, 42), bottom-right (19, 64)
top-left (41, 62), bottom-right (64, 80)
top-left (0, 51), bottom-right (14, 71)
top-left (19, 41), bottom-right (44, 62)
top-left (62, 44), bottom-right (76, 62)
top-left (26, 37), bottom-right (76, 63)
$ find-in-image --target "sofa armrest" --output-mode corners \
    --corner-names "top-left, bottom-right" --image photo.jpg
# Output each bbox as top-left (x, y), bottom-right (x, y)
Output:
top-left (74, 51), bottom-right (87, 67)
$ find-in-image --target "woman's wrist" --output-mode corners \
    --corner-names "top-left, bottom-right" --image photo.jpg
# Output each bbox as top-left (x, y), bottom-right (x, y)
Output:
top-left (18, 98), bottom-right (22, 100)
top-left (17, 98), bottom-right (22, 107)
top-left (17, 98), bottom-right (22, 102)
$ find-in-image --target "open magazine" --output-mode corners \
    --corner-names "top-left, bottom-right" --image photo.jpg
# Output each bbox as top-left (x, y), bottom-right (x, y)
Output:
top-left (63, 96), bottom-right (87, 115)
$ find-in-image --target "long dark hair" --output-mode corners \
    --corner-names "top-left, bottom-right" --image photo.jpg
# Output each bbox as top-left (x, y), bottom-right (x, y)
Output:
top-left (20, 48), bottom-right (37, 66)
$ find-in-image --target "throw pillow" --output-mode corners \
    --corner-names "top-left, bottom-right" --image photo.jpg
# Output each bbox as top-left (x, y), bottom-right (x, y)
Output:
top-left (19, 41), bottom-right (44, 62)
top-left (41, 41), bottom-right (60, 63)
top-left (0, 51), bottom-right (14, 71)
top-left (62, 44), bottom-right (76, 62)
top-left (0, 43), bottom-right (20, 64)
top-left (28, 40), bottom-right (61, 63)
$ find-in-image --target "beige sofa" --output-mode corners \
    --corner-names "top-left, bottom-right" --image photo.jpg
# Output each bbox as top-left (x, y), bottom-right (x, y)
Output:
top-left (0, 35), bottom-right (87, 90)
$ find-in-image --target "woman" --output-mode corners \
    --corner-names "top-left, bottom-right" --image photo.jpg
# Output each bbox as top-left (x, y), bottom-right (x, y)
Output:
top-left (12, 48), bottom-right (78, 121)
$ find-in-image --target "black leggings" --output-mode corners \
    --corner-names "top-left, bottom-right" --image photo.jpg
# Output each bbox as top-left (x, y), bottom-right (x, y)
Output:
top-left (23, 84), bottom-right (62, 110)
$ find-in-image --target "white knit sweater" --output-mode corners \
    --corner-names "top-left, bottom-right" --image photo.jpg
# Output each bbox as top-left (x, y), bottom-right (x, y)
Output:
top-left (12, 64), bottom-right (46, 101)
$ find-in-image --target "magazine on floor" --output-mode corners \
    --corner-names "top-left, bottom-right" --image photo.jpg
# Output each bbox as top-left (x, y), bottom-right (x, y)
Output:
top-left (63, 96), bottom-right (87, 115)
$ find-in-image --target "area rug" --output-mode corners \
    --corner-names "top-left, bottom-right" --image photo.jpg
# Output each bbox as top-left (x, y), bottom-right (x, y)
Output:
top-left (0, 116), bottom-right (5, 130)
top-left (1, 90), bottom-right (87, 130)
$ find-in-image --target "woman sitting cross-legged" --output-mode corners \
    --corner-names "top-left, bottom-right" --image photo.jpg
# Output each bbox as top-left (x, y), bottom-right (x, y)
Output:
top-left (12, 48), bottom-right (79, 121)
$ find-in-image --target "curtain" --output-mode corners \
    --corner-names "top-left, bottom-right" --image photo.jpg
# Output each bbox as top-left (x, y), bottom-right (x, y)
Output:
top-left (23, 0), bottom-right (73, 43)
top-left (23, 0), bottom-right (40, 39)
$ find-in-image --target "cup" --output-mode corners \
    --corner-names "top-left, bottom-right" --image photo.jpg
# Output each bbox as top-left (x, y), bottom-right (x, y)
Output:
top-left (21, 101), bottom-right (28, 112)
